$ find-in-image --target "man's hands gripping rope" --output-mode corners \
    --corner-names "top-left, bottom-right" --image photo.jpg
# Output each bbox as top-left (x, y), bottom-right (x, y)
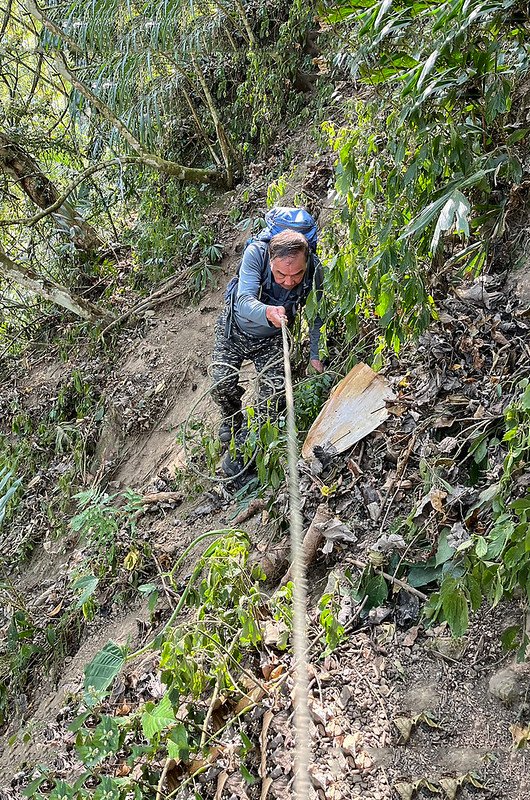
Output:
top-left (266, 305), bottom-right (324, 374)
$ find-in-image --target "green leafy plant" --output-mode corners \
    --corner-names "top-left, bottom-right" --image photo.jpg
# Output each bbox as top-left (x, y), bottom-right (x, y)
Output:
top-left (160, 532), bottom-right (266, 697)
top-left (294, 372), bottom-right (335, 433)
top-left (70, 487), bottom-right (146, 577)
top-left (267, 172), bottom-right (291, 207)
top-left (241, 412), bottom-right (286, 490)
top-left (26, 531), bottom-right (279, 798)
top-left (425, 380), bottom-right (530, 643)
top-left (320, 0), bottom-right (530, 354)
top-left (318, 590), bottom-right (346, 653)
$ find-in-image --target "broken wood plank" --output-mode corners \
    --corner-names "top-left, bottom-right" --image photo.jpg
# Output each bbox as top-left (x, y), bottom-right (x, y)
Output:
top-left (302, 362), bottom-right (396, 460)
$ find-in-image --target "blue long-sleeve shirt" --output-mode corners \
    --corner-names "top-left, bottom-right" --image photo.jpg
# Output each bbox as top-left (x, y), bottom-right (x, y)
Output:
top-left (233, 242), bottom-right (324, 360)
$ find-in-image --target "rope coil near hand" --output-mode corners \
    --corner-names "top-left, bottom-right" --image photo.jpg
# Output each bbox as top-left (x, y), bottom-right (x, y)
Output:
top-left (281, 318), bottom-right (311, 799)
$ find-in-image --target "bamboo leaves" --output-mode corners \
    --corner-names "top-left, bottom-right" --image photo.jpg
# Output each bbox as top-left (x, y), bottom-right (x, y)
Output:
top-left (323, 0), bottom-right (530, 351)
top-left (430, 189), bottom-right (470, 250)
top-left (400, 186), bottom-right (471, 250)
top-left (400, 169), bottom-right (491, 246)
top-left (0, 468), bottom-right (21, 527)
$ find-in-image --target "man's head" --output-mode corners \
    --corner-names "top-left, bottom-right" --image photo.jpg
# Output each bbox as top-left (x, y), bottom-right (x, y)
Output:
top-left (269, 230), bottom-right (309, 290)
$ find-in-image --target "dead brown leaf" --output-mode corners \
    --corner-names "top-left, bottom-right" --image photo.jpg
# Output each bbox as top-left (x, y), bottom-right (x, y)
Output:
top-left (47, 601), bottom-right (63, 617)
top-left (234, 685), bottom-right (265, 715)
top-left (403, 625), bottom-right (420, 647)
top-left (510, 723), bottom-right (530, 749)
top-left (214, 770), bottom-right (229, 800)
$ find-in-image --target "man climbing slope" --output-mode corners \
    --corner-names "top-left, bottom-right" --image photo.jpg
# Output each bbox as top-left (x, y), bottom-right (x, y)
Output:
top-left (211, 207), bottom-right (324, 478)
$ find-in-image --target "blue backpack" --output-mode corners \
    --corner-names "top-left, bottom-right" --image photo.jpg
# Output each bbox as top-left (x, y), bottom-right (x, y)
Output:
top-left (223, 208), bottom-right (319, 336)
top-left (224, 207), bottom-right (318, 300)
top-left (252, 207), bottom-right (318, 252)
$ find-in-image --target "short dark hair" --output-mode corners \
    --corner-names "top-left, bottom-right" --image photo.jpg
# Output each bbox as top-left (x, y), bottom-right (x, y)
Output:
top-left (269, 230), bottom-right (309, 262)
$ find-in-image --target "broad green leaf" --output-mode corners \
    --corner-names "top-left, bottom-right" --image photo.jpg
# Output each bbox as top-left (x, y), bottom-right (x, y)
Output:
top-left (475, 536), bottom-right (488, 558)
top-left (167, 722), bottom-right (189, 761)
top-left (362, 573), bottom-right (388, 609)
top-left (407, 563), bottom-right (441, 588)
top-left (435, 530), bottom-right (455, 567)
top-left (84, 641), bottom-right (125, 705)
top-left (501, 625), bottom-right (520, 652)
top-left (442, 585), bottom-right (469, 637)
top-left (506, 127), bottom-right (529, 145)
top-left (73, 575), bottom-right (99, 608)
top-left (138, 583), bottom-right (157, 594)
top-left (141, 694), bottom-right (176, 739)
top-left (241, 764), bottom-right (259, 785)
top-left (520, 384), bottom-right (530, 411)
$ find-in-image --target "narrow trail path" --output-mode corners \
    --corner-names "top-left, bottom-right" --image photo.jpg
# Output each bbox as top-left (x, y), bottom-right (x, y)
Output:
top-left (2, 201), bottom-right (530, 798)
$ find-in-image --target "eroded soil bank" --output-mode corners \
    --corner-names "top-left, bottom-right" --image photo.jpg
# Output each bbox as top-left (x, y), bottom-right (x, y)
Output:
top-left (1, 174), bottom-right (530, 799)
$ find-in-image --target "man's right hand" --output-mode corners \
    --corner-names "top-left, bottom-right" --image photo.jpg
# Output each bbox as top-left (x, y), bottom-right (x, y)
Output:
top-left (266, 305), bottom-right (288, 328)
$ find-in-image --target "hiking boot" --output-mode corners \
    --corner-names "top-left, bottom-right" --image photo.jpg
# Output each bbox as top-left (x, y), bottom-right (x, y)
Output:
top-left (221, 451), bottom-right (245, 477)
top-left (218, 412), bottom-right (243, 444)
top-left (221, 451), bottom-right (257, 488)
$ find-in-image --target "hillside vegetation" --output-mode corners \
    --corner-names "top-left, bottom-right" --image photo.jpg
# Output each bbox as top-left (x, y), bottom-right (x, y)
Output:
top-left (1, 1), bottom-right (530, 798)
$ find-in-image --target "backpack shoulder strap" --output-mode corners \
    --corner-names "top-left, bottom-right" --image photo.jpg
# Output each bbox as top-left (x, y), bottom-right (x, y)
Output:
top-left (237, 239), bottom-right (269, 274)
top-left (302, 252), bottom-right (317, 294)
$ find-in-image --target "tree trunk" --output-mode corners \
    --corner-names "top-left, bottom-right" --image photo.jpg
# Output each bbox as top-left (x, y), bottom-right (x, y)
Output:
top-left (0, 133), bottom-right (103, 251)
top-left (0, 250), bottom-right (113, 322)
top-left (190, 54), bottom-right (235, 187)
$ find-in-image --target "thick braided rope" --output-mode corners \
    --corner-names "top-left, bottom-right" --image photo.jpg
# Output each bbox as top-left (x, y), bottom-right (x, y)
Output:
top-left (281, 321), bottom-right (310, 799)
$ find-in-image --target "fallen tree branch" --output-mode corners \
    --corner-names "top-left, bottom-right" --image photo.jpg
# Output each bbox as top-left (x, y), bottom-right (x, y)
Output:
top-left (350, 559), bottom-right (428, 601)
top-left (140, 491), bottom-right (183, 505)
top-left (233, 498), bottom-right (267, 525)
top-left (280, 503), bottom-right (332, 584)
top-left (278, 504), bottom-right (427, 601)
top-left (99, 273), bottom-right (190, 336)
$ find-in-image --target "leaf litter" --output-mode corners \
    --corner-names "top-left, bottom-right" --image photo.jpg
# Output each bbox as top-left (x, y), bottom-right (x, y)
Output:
top-left (3, 255), bottom-right (530, 797)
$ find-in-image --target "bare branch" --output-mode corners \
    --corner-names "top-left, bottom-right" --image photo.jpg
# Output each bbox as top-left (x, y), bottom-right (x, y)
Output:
top-left (0, 248), bottom-right (114, 322)
top-left (20, 0), bottom-right (84, 55)
top-left (0, 156), bottom-right (140, 227)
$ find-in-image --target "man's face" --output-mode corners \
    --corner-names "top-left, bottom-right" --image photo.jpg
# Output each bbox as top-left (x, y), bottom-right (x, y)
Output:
top-left (270, 251), bottom-right (307, 290)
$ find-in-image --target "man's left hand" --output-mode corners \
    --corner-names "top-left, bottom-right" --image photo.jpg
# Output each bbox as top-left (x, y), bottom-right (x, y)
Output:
top-left (309, 358), bottom-right (325, 374)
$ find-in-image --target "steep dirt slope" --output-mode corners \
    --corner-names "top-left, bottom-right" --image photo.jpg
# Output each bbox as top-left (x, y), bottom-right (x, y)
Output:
top-left (2, 161), bottom-right (530, 798)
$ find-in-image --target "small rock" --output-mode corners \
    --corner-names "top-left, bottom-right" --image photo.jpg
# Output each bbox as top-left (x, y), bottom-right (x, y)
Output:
top-left (308, 765), bottom-right (329, 790)
top-left (368, 606), bottom-right (392, 624)
top-left (342, 732), bottom-right (362, 756)
top-left (430, 637), bottom-right (467, 661)
top-left (488, 667), bottom-right (522, 705)
top-left (338, 685), bottom-right (354, 709)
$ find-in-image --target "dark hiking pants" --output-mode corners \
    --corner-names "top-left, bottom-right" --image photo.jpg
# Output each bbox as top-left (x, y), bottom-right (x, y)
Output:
top-left (211, 305), bottom-right (285, 445)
